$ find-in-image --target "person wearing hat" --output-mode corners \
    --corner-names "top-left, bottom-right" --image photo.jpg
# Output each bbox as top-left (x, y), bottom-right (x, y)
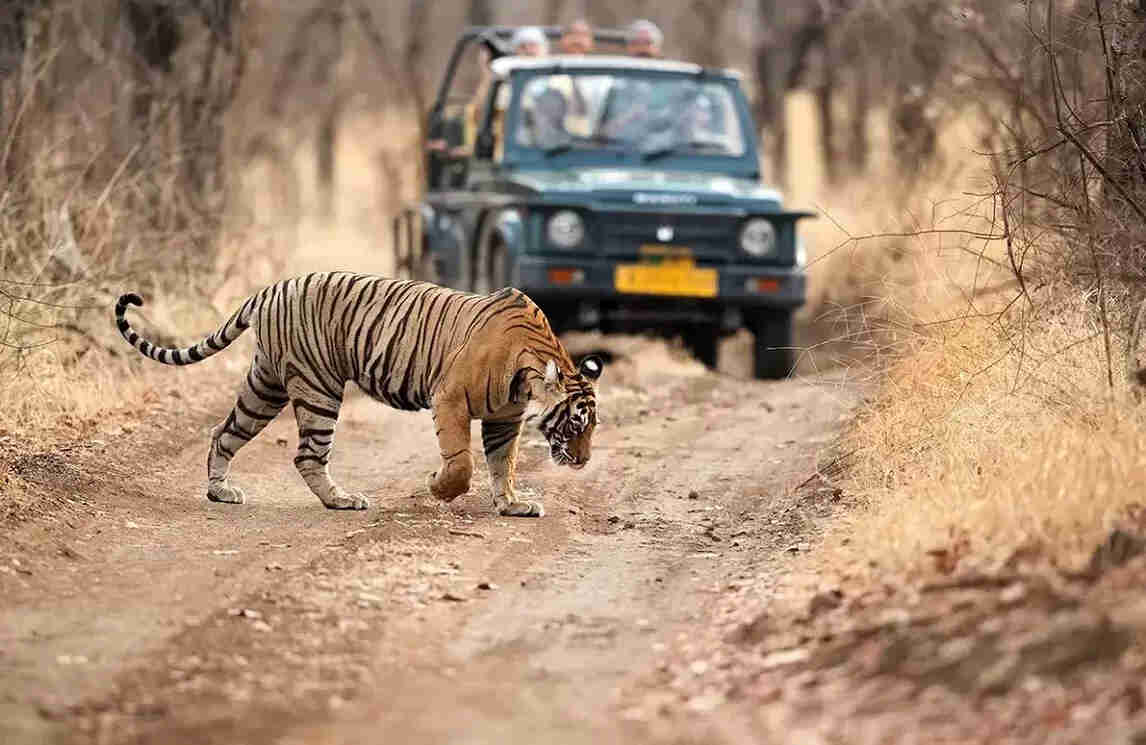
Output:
top-left (596, 19), bottom-right (672, 141)
top-left (510, 26), bottom-right (549, 57)
top-left (443, 26), bottom-right (551, 164)
top-left (626, 19), bottom-right (663, 58)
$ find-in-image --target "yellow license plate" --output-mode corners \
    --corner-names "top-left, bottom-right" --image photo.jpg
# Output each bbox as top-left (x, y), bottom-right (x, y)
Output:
top-left (614, 258), bottom-right (718, 298)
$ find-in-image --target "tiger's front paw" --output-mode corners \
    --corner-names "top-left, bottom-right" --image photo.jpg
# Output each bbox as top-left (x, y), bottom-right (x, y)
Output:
top-left (427, 470), bottom-right (470, 502)
top-left (207, 481), bottom-right (245, 505)
top-left (499, 500), bottom-right (545, 518)
top-left (322, 487), bottom-right (369, 510)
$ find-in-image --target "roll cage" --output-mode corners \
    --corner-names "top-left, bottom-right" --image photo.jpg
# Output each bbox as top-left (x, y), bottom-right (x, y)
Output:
top-left (426, 25), bottom-right (633, 141)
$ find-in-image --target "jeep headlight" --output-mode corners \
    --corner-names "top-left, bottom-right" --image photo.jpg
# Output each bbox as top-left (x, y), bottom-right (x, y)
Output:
top-left (740, 218), bottom-right (776, 257)
top-left (547, 210), bottom-right (584, 249)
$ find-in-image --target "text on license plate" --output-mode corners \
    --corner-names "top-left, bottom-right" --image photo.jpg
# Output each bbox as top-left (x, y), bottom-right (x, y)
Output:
top-left (614, 259), bottom-right (718, 298)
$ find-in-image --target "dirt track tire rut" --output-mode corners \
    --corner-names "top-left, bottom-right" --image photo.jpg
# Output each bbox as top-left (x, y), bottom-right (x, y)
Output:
top-left (0, 341), bottom-right (859, 745)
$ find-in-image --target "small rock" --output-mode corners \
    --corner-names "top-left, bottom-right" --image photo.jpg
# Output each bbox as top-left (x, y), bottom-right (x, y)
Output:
top-left (228, 608), bottom-right (262, 619)
top-left (689, 660), bottom-right (710, 676)
top-left (1000, 582), bottom-right (1027, 605)
top-left (276, 437), bottom-right (289, 447)
top-left (250, 620), bottom-right (273, 633)
top-left (36, 700), bottom-right (69, 721)
top-left (1087, 528), bottom-right (1146, 576)
top-left (686, 692), bottom-right (723, 713)
top-left (607, 515), bottom-right (621, 524)
top-left (477, 581), bottom-right (497, 591)
top-left (760, 647), bottom-right (810, 669)
top-left (687, 490), bottom-right (700, 500)
top-left (786, 542), bottom-right (810, 553)
top-left (56, 654), bottom-right (88, 666)
top-left (727, 612), bottom-right (770, 645)
top-left (808, 589), bottom-right (844, 616)
top-left (441, 592), bottom-right (468, 602)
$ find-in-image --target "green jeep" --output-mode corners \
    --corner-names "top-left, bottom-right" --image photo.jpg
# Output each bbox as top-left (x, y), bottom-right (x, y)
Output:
top-left (392, 26), bottom-right (814, 379)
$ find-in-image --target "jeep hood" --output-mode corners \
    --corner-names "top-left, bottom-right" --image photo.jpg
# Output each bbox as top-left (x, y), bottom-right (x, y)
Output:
top-left (502, 168), bottom-right (785, 210)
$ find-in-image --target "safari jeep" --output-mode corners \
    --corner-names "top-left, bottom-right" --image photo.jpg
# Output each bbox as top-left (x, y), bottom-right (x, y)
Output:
top-left (392, 26), bottom-right (814, 379)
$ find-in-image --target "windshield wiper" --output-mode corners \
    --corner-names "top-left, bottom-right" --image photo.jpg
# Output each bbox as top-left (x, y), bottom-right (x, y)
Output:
top-left (641, 139), bottom-right (724, 162)
top-left (641, 141), bottom-right (690, 162)
top-left (543, 140), bottom-right (574, 157)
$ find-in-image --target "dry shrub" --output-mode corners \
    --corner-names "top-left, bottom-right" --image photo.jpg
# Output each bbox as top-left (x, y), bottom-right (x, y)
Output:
top-left (829, 284), bottom-right (1144, 575)
top-left (795, 104), bottom-right (1006, 375)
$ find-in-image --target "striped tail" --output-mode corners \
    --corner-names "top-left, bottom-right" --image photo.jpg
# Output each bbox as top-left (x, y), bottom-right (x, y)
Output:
top-left (114, 292), bottom-right (255, 366)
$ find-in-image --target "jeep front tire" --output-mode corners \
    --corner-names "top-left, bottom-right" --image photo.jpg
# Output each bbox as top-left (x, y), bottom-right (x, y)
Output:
top-left (749, 310), bottom-right (794, 380)
top-left (682, 328), bottom-right (719, 370)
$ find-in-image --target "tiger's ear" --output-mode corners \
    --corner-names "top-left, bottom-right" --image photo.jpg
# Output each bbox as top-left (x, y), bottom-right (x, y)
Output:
top-left (578, 354), bottom-right (604, 381)
top-left (544, 359), bottom-right (564, 393)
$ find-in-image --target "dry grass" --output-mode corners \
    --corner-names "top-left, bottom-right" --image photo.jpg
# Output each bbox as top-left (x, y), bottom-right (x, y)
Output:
top-left (0, 105), bottom-right (419, 443)
top-left (784, 89), bottom-right (1146, 575)
top-left (828, 286), bottom-right (1144, 575)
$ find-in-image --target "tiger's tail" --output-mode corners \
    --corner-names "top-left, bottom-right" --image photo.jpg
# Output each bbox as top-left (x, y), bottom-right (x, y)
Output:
top-left (114, 292), bottom-right (259, 366)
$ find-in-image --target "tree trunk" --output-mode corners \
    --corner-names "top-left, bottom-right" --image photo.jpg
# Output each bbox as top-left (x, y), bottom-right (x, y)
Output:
top-left (1106, 0), bottom-right (1146, 210)
top-left (314, 4), bottom-right (345, 220)
top-left (817, 31), bottom-right (836, 185)
top-left (754, 0), bottom-right (785, 185)
top-left (544, 0), bottom-right (564, 25)
top-left (689, 0), bottom-right (734, 68)
top-left (849, 51), bottom-right (869, 174)
top-left (0, 1), bottom-right (29, 191)
top-left (467, 0), bottom-right (493, 26)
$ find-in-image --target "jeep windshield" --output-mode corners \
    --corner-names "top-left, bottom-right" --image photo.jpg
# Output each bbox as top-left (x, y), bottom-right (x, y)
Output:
top-left (510, 71), bottom-right (748, 163)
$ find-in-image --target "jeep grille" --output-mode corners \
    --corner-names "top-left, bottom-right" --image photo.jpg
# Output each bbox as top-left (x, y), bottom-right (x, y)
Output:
top-left (598, 212), bottom-right (741, 262)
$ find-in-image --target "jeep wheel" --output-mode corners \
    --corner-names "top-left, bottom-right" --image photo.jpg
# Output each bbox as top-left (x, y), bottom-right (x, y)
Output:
top-left (488, 240), bottom-right (510, 292)
top-left (750, 310), bottom-right (794, 380)
top-left (415, 240), bottom-right (437, 283)
top-left (683, 328), bottom-right (719, 370)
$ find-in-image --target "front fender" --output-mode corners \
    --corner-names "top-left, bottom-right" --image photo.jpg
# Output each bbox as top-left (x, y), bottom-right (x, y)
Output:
top-left (473, 207), bottom-right (526, 293)
top-left (492, 207), bottom-right (526, 256)
top-left (421, 205), bottom-right (469, 287)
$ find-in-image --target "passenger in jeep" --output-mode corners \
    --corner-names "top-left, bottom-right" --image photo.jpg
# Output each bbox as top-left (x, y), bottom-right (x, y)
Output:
top-left (522, 87), bottom-right (570, 149)
top-left (558, 19), bottom-right (593, 55)
top-left (626, 19), bottom-right (663, 58)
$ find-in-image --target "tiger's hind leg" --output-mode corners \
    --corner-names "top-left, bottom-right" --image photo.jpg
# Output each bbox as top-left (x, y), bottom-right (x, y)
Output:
top-left (207, 357), bottom-right (289, 505)
top-left (288, 381), bottom-right (367, 510)
top-left (481, 416), bottom-right (543, 517)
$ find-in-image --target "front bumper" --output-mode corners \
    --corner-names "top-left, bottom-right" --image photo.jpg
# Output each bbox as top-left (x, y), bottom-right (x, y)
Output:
top-left (512, 255), bottom-right (805, 307)
top-left (511, 255), bottom-right (805, 332)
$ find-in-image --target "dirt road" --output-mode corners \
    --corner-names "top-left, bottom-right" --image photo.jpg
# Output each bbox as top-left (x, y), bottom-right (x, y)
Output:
top-left (1, 335), bottom-right (860, 745)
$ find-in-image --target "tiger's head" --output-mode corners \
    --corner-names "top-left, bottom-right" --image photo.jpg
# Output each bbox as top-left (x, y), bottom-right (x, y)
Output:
top-left (526, 355), bottom-right (604, 470)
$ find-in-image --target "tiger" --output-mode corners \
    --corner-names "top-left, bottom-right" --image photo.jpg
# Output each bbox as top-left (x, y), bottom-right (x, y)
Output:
top-left (113, 271), bottom-right (604, 518)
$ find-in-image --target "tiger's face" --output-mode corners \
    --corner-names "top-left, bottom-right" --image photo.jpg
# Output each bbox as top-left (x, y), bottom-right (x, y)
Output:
top-left (528, 356), bottom-right (603, 470)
